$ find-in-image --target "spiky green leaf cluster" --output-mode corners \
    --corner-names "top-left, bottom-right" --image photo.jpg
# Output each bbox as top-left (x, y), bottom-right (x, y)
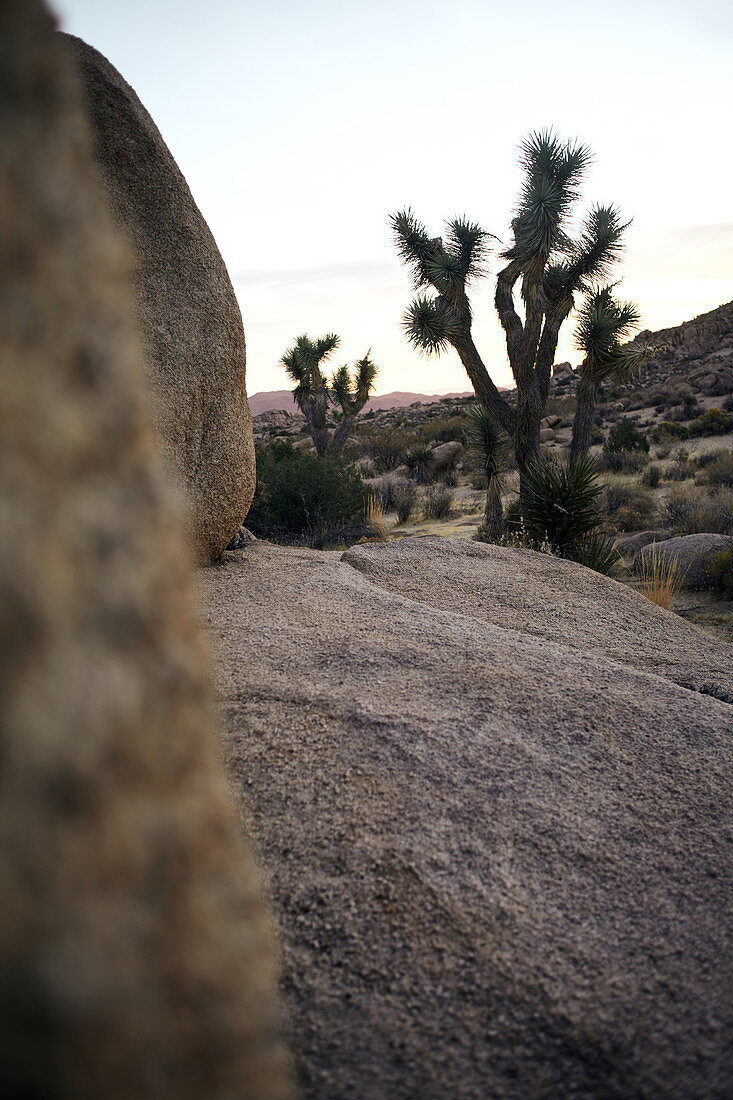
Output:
top-left (574, 285), bottom-right (650, 383)
top-left (281, 333), bottom-right (340, 401)
top-left (504, 129), bottom-right (592, 264)
top-left (519, 455), bottom-right (620, 575)
top-left (522, 455), bottom-right (602, 549)
top-left (391, 208), bottom-right (491, 356)
top-left (465, 405), bottom-right (509, 481)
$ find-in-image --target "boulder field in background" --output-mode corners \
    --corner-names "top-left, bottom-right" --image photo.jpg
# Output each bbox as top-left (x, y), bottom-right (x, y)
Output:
top-left (0, 5), bottom-right (289, 1097)
top-left (204, 537), bottom-right (733, 1098)
top-left (63, 33), bottom-right (255, 563)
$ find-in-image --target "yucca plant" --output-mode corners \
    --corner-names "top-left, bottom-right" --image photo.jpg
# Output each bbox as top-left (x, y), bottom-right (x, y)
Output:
top-left (404, 444), bottom-right (435, 484)
top-left (281, 334), bottom-right (378, 456)
top-left (391, 130), bottom-right (632, 499)
top-left (521, 455), bottom-right (619, 575)
top-left (465, 404), bottom-right (509, 541)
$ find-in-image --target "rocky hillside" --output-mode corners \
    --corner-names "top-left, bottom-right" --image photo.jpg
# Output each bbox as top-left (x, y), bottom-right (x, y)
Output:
top-left (549, 300), bottom-right (733, 398)
top-left (630, 300), bottom-right (733, 388)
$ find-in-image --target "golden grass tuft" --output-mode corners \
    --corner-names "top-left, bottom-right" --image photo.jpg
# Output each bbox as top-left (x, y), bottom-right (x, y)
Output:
top-left (638, 544), bottom-right (685, 610)
top-left (363, 495), bottom-right (387, 541)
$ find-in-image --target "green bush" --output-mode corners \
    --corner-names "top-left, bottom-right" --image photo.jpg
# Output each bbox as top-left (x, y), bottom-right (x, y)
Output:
top-left (651, 420), bottom-right (690, 443)
top-left (688, 409), bottom-right (733, 437)
top-left (649, 392), bottom-right (668, 407)
top-left (248, 439), bottom-right (373, 547)
top-left (604, 417), bottom-right (650, 454)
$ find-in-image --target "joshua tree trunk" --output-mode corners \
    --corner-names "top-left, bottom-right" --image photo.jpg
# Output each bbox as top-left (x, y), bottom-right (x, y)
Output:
top-left (570, 368), bottom-right (597, 462)
top-left (514, 376), bottom-right (543, 504)
top-left (300, 388), bottom-right (330, 457)
top-left (481, 477), bottom-right (504, 541)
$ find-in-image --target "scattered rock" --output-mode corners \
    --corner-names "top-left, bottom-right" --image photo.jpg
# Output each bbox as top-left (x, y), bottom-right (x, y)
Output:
top-left (539, 427), bottom-right (556, 442)
top-left (616, 529), bottom-right (672, 557)
top-left (65, 34), bottom-right (256, 564)
top-left (636, 533), bottom-right (733, 589)
top-left (0, 8), bottom-right (289, 1097)
top-left (431, 440), bottom-right (463, 471)
top-left (226, 525), bottom-right (258, 550)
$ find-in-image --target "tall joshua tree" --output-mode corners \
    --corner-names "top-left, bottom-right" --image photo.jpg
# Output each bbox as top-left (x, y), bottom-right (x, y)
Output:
top-left (391, 130), bottom-right (629, 496)
top-left (281, 333), bottom-right (378, 457)
top-left (569, 286), bottom-right (652, 461)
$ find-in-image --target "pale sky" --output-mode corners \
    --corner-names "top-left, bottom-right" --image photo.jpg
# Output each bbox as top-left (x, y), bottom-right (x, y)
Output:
top-left (54, 0), bottom-right (733, 395)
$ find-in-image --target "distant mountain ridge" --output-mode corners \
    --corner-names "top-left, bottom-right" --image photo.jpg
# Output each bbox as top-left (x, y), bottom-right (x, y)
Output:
top-left (249, 388), bottom-right (475, 417)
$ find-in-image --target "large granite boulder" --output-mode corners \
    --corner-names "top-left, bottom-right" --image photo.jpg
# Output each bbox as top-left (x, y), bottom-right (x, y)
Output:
top-left (0, 6), bottom-right (289, 1097)
top-left (63, 33), bottom-right (255, 563)
top-left (204, 537), bottom-right (732, 1098)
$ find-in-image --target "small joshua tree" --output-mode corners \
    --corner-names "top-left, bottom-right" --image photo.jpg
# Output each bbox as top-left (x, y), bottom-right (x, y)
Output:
top-left (281, 333), bottom-right (378, 456)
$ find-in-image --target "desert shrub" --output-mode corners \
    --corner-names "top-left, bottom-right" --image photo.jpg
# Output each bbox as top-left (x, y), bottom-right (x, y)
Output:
top-left (393, 481), bottom-right (417, 523)
top-left (706, 549), bottom-right (733, 599)
top-left (602, 484), bottom-right (655, 532)
top-left (597, 449), bottom-right (649, 473)
top-left (404, 444), bottom-right (435, 483)
top-left (688, 409), bottom-right (733, 437)
top-left (697, 449), bottom-right (733, 487)
top-left (604, 417), bottom-right (650, 454)
top-left (422, 484), bottom-right (454, 519)
top-left (695, 446), bottom-right (731, 469)
top-left (368, 434), bottom-right (407, 472)
top-left (424, 415), bottom-right (468, 445)
top-left (722, 395), bottom-right (733, 412)
top-left (642, 464), bottom-right (661, 488)
top-left (520, 456), bottom-right (619, 574)
top-left (651, 420), bottom-right (690, 443)
top-left (649, 392), bottom-right (668, 407)
top-left (248, 439), bottom-right (373, 546)
top-left (664, 485), bottom-right (733, 535)
top-left (666, 461), bottom-right (692, 482)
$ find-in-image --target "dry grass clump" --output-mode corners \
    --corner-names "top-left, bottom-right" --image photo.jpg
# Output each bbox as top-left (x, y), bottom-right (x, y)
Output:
top-left (638, 545), bottom-right (685, 610)
top-left (363, 495), bottom-right (387, 539)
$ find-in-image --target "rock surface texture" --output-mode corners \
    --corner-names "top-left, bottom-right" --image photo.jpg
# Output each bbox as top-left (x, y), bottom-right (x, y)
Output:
top-left (204, 536), bottom-right (733, 1099)
top-left (0, 5), bottom-right (288, 1097)
top-left (63, 33), bottom-right (255, 563)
